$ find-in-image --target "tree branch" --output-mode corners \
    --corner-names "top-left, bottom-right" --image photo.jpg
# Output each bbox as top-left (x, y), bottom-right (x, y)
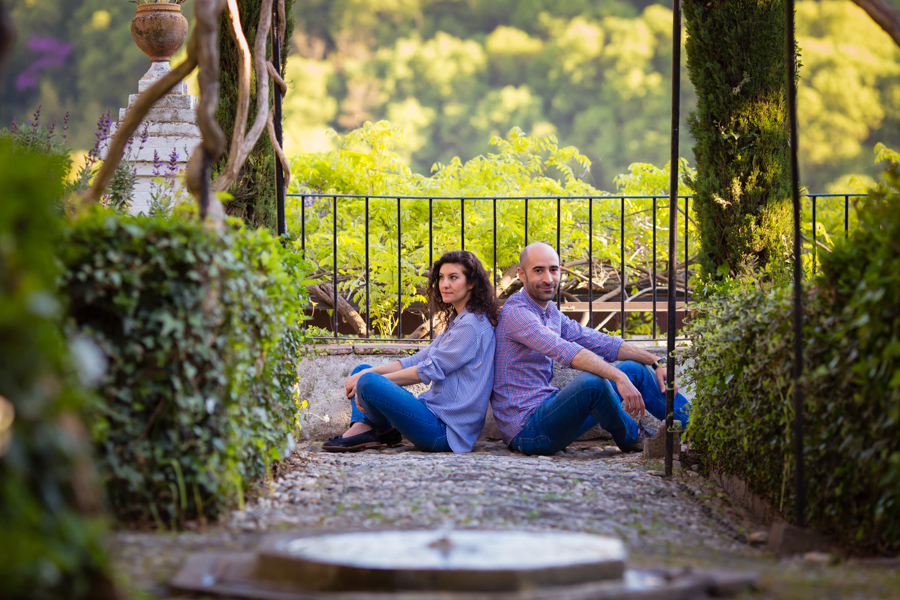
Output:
top-left (851, 0), bottom-right (900, 48)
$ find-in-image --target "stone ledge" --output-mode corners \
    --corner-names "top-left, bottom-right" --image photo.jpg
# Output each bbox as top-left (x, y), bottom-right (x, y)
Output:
top-left (119, 107), bottom-right (198, 123)
top-left (128, 93), bottom-right (197, 110)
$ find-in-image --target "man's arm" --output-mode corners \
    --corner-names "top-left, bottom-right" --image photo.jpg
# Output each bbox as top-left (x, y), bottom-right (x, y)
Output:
top-left (616, 342), bottom-right (677, 394)
top-left (570, 349), bottom-right (646, 418)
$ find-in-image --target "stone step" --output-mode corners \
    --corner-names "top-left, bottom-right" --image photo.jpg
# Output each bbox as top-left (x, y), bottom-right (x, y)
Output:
top-left (118, 107), bottom-right (199, 123)
top-left (111, 121), bottom-right (201, 137)
top-left (139, 77), bottom-right (188, 95)
top-left (128, 93), bottom-right (197, 110)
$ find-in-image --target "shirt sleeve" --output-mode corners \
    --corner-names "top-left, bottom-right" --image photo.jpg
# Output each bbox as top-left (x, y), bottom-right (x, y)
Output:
top-left (399, 343), bottom-right (431, 369)
top-left (416, 320), bottom-right (480, 385)
top-left (559, 313), bottom-right (623, 362)
top-left (505, 306), bottom-right (584, 369)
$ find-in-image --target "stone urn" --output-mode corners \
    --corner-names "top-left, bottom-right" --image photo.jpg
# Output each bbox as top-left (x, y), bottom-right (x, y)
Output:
top-left (130, 3), bottom-right (189, 63)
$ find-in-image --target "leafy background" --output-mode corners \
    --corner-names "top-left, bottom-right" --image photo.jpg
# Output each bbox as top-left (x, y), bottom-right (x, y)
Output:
top-left (3, 0), bottom-right (899, 192)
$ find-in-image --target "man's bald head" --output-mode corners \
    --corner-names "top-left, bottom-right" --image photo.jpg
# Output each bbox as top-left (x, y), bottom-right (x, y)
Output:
top-left (516, 243), bottom-right (560, 307)
top-left (519, 242), bottom-right (558, 271)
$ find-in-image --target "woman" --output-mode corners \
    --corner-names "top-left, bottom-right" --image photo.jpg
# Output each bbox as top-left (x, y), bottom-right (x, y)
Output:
top-left (323, 250), bottom-right (499, 453)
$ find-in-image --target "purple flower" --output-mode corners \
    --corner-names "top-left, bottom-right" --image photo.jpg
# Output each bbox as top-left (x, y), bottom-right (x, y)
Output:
top-left (62, 112), bottom-right (69, 144)
top-left (10, 117), bottom-right (17, 136)
top-left (152, 150), bottom-right (162, 177)
top-left (30, 105), bottom-right (41, 130)
top-left (166, 148), bottom-right (180, 177)
top-left (15, 36), bottom-right (72, 91)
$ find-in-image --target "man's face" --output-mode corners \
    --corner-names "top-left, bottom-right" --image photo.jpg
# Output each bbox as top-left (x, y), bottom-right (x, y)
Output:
top-left (517, 245), bottom-right (560, 307)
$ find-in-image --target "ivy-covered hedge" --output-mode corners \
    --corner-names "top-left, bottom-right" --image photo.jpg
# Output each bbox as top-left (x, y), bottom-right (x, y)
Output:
top-left (686, 163), bottom-right (900, 553)
top-left (59, 208), bottom-right (309, 527)
top-left (0, 144), bottom-right (115, 598)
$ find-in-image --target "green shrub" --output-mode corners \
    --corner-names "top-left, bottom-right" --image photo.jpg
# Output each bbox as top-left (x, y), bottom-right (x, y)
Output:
top-left (58, 208), bottom-right (310, 527)
top-left (0, 143), bottom-right (115, 598)
top-left (686, 162), bottom-right (900, 552)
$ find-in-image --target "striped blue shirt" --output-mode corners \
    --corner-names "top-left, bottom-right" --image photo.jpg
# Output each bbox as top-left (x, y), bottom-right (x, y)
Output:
top-left (399, 309), bottom-right (496, 453)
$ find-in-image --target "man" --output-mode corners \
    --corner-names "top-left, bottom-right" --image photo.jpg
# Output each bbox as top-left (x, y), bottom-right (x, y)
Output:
top-left (491, 242), bottom-right (691, 455)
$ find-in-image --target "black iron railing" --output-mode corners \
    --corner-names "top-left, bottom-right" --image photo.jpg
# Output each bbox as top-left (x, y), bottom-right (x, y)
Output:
top-left (286, 192), bottom-right (867, 343)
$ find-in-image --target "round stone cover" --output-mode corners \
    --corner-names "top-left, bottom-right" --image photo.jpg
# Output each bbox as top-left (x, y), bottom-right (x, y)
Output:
top-left (255, 530), bottom-right (626, 592)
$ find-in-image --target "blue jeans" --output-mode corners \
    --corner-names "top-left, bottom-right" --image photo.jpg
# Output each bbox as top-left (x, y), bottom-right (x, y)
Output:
top-left (510, 360), bottom-right (692, 455)
top-left (350, 364), bottom-right (452, 452)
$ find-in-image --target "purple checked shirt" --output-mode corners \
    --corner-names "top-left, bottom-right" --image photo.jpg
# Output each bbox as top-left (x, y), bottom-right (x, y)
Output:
top-left (490, 290), bottom-right (623, 445)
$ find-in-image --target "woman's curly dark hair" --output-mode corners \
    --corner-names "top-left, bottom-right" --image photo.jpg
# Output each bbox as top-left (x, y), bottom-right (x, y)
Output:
top-left (426, 250), bottom-right (500, 328)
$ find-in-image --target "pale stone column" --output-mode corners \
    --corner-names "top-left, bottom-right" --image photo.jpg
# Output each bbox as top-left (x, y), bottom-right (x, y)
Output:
top-left (108, 62), bottom-right (204, 214)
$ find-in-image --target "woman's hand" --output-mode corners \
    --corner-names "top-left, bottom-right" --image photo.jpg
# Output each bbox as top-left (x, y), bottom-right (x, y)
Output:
top-left (345, 370), bottom-right (367, 400)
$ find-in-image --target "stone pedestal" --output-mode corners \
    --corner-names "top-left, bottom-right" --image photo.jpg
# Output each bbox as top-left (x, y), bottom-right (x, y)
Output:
top-left (109, 62), bottom-right (203, 214)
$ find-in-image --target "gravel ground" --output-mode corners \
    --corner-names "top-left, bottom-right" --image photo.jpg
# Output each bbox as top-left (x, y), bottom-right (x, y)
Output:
top-left (112, 440), bottom-right (900, 600)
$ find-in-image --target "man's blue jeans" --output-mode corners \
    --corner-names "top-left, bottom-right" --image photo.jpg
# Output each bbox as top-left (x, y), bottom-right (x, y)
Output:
top-left (349, 364), bottom-right (452, 452)
top-left (510, 360), bottom-right (691, 455)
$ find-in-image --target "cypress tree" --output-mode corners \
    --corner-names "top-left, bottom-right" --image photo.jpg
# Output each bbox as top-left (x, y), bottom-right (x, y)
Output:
top-left (684, 0), bottom-right (795, 278)
top-left (216, 0), bottom-right (294, 231)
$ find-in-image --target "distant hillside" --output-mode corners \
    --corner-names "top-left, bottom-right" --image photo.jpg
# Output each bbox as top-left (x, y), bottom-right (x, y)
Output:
top-left (3, 0), bottom-right (898, 190)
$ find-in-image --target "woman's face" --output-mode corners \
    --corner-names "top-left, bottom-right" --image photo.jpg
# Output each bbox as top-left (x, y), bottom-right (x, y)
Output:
top-left (438, 262), bottom-right (474, 308)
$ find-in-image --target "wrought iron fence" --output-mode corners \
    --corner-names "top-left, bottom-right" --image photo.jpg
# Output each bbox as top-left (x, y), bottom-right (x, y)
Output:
top-left (286, 192), bottom-right (867, 343)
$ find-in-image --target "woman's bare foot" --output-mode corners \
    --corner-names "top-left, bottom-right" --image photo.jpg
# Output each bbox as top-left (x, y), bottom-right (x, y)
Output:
top-left (342, 422), bottom-right (374, 438)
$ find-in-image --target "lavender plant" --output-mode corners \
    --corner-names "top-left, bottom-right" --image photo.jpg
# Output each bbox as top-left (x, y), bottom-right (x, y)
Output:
top-left (102, 121), bottom-right (149, 213)
top-left (148, 148), bottom-right (188, 217)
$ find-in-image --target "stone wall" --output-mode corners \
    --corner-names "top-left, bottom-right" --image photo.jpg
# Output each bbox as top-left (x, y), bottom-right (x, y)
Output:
top-left (295, 343), bottom-right (694, 442)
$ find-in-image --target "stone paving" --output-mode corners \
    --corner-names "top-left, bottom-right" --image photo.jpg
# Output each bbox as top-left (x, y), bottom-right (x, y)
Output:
top-left (111, 440), bottom-right (900, 599)
top-left (227, 441), bottom-right (747, 556)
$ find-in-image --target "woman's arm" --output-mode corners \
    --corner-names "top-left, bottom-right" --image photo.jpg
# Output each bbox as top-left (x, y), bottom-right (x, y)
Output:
top-left (383, 365), bottom-right (422, 387)
top-left (347, 364), bottom-right (423, 415)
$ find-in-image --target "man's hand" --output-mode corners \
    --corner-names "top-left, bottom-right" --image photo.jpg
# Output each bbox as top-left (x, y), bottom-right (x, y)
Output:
top-left (613, 373), bottom-right (645, 418)
top-left (654, 364), bottom-right (678, 395)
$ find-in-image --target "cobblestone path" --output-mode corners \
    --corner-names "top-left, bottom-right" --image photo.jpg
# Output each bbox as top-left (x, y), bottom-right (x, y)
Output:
top-left (113, 441), bottom-right (900, 599)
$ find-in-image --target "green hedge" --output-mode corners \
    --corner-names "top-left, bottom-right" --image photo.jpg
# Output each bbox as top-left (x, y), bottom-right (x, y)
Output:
top-left (59, 208), bottom-right (309, 527)
top-left (686, 163), bottom-right (900, 552)
top-left (0, 144), bottom-right (115, 598)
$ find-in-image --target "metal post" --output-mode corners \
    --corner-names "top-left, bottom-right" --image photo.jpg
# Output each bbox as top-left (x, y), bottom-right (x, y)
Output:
top-left (812, 196), bottom-right (817, 274)
top-left (684, 197), bottom-right (689, 305)
top-left (493, 198), bottom-right (498, 292)
top-left (665, 0), bottom-right (682, 478)
top-left (845, 195), bottom-right (849, 237)
top-left (557, 197), bottom-right (562, 308)
top-left (785, 0), bottom-right (806, 528)
top-left (397, 198), bottom-right (402, 338)
top-left (272, 6), bottom-right (286, 237)
top-left (620, 197), bottom-right (626, 336)
top-left (524, 198), bottom-right (529, 247)
top-left (652, 198), bottom-right (658, 339)
top-left (461, 198), bottom-right (465, 251)
top-left (589, 198), bottom-right (593, 328)
top-left (429, 198), bottom-right (434, 340)
top-left (332, 196), bottom-right (338, 341)
top-left (365, 197), bottom-right (370, 338)
top-left (301, 197), bottom-right (306, 258)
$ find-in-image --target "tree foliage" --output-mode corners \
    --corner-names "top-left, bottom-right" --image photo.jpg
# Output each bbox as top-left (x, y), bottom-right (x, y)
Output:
top-left (290, 122), bottom-right (697, 337)
top-left (683, 0), bottom-right (793, 279)
top-left (215, 0), bottom-right (295, 229)
top-left (3, 0), bottom-right (897, 192)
